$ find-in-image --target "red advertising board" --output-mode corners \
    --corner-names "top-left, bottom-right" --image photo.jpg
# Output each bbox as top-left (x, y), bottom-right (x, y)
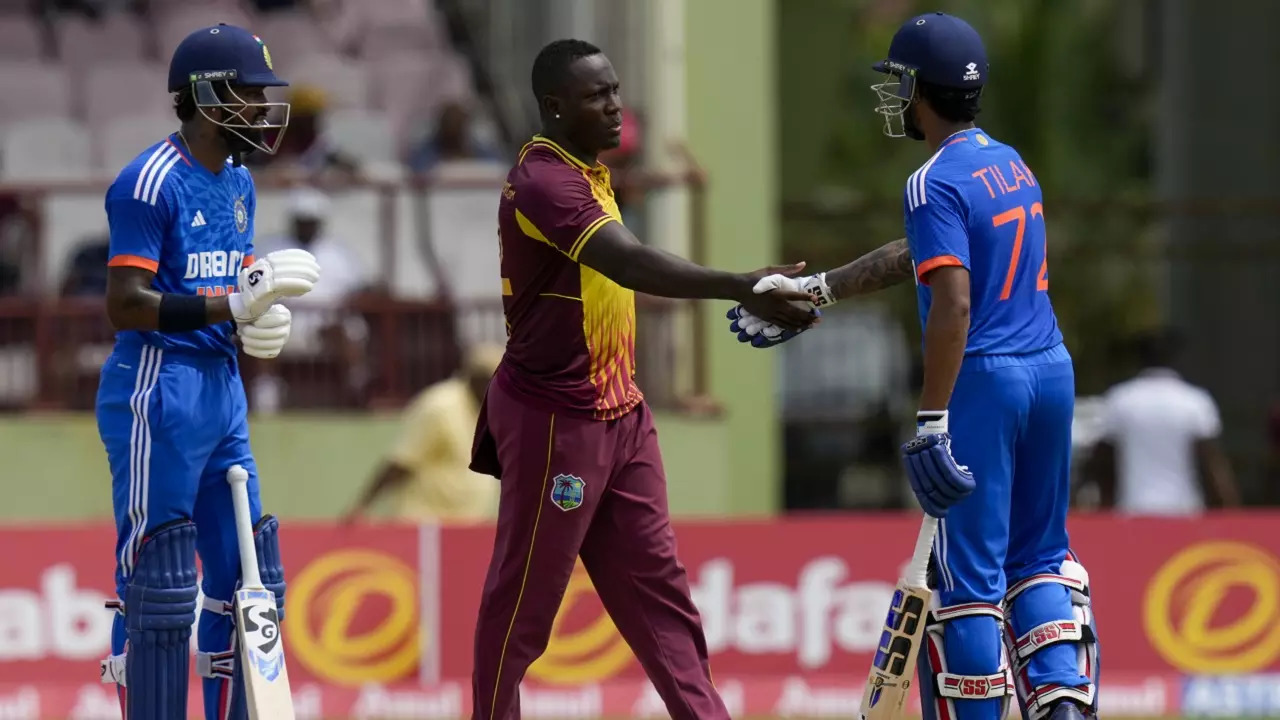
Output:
top-left (1, 511), bottom-right (1278, 717)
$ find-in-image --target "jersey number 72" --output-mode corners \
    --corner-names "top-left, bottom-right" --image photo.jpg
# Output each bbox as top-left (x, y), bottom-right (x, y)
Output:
top-left (993, 202), bottom-right (1048, 301)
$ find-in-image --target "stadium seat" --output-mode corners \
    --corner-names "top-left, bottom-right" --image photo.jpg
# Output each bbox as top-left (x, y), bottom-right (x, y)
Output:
top-left (79, 61), bottom-right (171, 125)
top-left (375, 53), bottom-right (475, 148)
top-left (1, 117), bottom-right (92, 181)
top-left (359, 22), bottom-right (445, 61)
top-left (153, 4), bottom-right (253, 61)
top-left (324, 108), bottom-right (394, 160)
top-left (326, 0), bottom-right (440, 54)
top-left (249, 11), bottom-right (335, 73)
top-left (0, 62), bottom-right (71, 125)
top-left (0, 15), bottom-right (44, 61)
top-left (284, 53), bottom-right (369, 109)
top-left (97, 113), bottom-right (176, 173)
top-left (56, 14), bottom-right (148, 69)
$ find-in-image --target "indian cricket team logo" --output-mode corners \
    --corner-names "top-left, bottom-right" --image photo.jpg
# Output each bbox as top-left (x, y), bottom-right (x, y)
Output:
top-left (550, 474), bottom-right (585, 511)
top-left (253, 34), bottom-right (274, 70)
top-left (234, 196), bottom-right (248, 233)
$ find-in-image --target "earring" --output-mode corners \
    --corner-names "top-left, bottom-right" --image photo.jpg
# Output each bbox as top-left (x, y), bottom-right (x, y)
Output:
top-left (555, 114), bottom-right (560, 119)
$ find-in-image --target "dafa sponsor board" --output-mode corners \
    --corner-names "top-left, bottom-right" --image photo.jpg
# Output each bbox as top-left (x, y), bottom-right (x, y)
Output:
top-left (2, 514), bottom-right (1280, 694)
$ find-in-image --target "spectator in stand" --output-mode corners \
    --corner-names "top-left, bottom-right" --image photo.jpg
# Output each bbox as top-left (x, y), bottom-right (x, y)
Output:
top-left (406, 101), bottom-right (502, 175)
top-left (342, 343), bottom-right (504, 524)
top-left (1081, 328), bottom-right (1240, 514)
top-left (250, 187), bottom-right (372, 411)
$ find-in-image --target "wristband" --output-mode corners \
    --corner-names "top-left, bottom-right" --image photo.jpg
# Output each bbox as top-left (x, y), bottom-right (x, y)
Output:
top-left (917, 410), bottom-right (948, 436)
top-left (801, 273), bottom-right (837, 307)
top-left (157, 293), bottom-right (208, 333)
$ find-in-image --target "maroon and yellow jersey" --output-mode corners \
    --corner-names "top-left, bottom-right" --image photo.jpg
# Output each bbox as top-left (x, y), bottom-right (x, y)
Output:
top-left (493, 136), bottom-right (642, 421)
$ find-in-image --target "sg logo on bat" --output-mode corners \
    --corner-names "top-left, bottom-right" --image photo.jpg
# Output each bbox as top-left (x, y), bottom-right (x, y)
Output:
top-left (239, 589), bottom-right (285, 682)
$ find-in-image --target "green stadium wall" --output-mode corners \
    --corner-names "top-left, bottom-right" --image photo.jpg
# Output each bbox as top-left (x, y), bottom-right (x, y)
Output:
top-left (0, 413), bottom-right (730, 522)
top-left (685, 0), bottom-right (781, 516)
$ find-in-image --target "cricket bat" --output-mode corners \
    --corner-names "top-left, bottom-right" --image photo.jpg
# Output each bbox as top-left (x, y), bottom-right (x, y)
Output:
top-left (859, 514), bottom-right (939, 720)
top-left (227, 465), bottom-right (296, 720)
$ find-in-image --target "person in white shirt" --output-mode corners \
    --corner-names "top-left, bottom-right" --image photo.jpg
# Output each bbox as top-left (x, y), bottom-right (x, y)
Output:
top-left (1082, 329), bottom-right (1239, 514)
top-left (250, 186), bottom-right (373, 410)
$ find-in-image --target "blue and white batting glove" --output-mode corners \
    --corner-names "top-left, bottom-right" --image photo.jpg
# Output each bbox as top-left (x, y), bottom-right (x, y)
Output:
top-left (725, 272), bottom-right (834, 348)
top-left (726, 305), bottom-right (818, 347)
top-left (901, 411), bottom-right (975, 518)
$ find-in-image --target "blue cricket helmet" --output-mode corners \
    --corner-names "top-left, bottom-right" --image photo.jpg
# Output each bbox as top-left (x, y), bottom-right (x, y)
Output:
top-left (871, 12), bottom-right (988, 138)
top-left (168, 23), bottom-right (291, 155)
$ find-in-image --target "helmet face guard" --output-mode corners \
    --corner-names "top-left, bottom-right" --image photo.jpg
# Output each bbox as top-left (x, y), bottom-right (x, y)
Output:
top-left (189, 70), bottom-right (291, 155)
top-left (871, 60), bottom-right (919, 139)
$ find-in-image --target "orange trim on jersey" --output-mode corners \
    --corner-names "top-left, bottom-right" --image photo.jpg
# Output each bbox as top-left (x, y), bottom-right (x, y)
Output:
top-left (243, 254), bottom-right (255, 267)
top-left (945, 136), bottom-right (969, 147)
top-left (164, 138), bottom-right (193, 167)
top-left (916, 255), bottom-right (964, 284)
top-left (108, 255), bottom-right (159, 272)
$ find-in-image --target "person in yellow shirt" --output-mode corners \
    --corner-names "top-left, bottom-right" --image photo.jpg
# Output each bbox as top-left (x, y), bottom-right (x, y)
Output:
top-left (343, 343), bottom-right (504, 523)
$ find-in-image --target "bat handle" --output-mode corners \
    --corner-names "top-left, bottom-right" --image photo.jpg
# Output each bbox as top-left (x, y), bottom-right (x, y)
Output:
top-left (906, 515), bottom-right (939, 588)
top-left (227, 465), bottom-right (263, 589)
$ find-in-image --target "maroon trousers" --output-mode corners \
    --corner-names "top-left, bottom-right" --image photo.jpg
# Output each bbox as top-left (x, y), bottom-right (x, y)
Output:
top-left (469, 380), bottom-right (729, 720)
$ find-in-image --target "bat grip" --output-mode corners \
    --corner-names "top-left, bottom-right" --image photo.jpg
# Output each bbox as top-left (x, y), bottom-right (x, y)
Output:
top-left (906, 515), bottom-right (939, 588)
top-left (227, 465), bottom-right (263, 588)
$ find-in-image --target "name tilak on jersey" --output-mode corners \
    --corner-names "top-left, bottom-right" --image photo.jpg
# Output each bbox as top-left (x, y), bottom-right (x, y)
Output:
top-left (185, 250), bottom-right (246, 297)
top-left (971, 159), bottom-right (1037, 199)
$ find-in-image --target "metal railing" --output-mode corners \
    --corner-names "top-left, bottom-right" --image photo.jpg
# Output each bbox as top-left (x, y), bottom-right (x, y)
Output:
top-left (0, 166), bottom-right (710, 412)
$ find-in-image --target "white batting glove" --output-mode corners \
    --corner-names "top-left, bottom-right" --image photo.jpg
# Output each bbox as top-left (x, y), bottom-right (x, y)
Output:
top-left (228, 249), bottom-right (321, 324)
top-left (237, 304), bottom-right (292, 359)
top-left (751, 272), bottom-right (836, 308)
top-left (727, 273), bottom-right (832, 349)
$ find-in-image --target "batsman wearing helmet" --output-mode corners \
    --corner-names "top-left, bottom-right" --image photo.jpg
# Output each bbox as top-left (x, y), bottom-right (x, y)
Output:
top-left (95, 23), bottom-right (321, 720)
top-left (726, 12), bottom-right (1101, 720)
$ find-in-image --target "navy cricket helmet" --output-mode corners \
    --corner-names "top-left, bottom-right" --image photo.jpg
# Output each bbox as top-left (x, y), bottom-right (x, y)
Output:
top-left (168, 23), bottom-right (291, 155)
top-left (871, 12), bottom-right (988, 138)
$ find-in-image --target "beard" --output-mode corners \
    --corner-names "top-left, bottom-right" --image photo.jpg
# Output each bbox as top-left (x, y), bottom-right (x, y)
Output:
top-left (903, 103), bottom-right (925, 141)
top-left (221, 125), bottom-right (263, 153)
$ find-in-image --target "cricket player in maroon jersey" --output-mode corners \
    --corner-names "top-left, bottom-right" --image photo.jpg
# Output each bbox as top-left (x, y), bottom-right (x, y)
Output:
top-left (468, 39), bottom-right (817, 720)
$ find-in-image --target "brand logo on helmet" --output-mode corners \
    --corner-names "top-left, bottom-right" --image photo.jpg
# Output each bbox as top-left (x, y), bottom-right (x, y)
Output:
top-left (963, 62), bottom-right (981, 82)
top-left (189, 69), bottom-right (237, 84)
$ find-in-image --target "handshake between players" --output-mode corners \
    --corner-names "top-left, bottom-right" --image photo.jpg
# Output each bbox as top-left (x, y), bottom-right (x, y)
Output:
top-left (727, 271), bottom-right (976, 519)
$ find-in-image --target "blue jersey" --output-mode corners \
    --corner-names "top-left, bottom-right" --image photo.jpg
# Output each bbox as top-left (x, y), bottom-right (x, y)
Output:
top-left (904, 127), bottom-right (1063, 356)
top-left (105, 134), bottom-right (257, 358)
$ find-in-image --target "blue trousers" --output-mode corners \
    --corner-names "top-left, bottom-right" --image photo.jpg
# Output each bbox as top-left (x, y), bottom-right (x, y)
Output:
top-left (97, 342), bottom-right (262, 718)
top-left (931, 344), bottom-right (1089, 720)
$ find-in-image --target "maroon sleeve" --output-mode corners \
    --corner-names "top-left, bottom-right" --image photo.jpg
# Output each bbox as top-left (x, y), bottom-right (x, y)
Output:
top-left (513, 164), bottom-right (616, 261)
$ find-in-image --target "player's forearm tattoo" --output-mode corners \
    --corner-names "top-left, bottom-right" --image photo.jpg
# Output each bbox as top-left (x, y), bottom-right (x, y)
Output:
top-left (825, 238), bottom-right (914, 301)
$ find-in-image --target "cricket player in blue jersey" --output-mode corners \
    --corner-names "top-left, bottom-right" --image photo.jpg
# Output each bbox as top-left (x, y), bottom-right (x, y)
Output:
top-left (94, 23), bottom-right (322, 720)
top-left (726, 12), bottom-right (1100, 720)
